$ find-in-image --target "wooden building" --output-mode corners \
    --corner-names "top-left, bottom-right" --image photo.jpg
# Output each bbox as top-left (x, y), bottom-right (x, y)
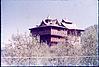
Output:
top-left (29, 17), bottom-right (84, 46)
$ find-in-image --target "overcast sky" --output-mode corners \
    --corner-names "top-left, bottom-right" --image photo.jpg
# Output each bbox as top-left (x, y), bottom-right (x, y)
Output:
top-left (1, 0), bottom-right (98, 48)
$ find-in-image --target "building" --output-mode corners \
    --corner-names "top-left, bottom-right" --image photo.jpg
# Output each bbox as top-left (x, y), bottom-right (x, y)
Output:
top-left (29, 17), bottom-right (84, 46)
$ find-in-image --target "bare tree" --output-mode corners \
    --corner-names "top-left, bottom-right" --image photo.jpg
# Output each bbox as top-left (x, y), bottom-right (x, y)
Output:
top-left (1, 25), bottom-right (98, 66)
top-left (1, 32), bottom-right (50, 65)
top-left (80, 25), bottom-right (98, 65)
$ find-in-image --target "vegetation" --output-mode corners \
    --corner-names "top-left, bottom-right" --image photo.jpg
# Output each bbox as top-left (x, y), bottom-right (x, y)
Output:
top-left (1, 25), bottom-right (98, 66)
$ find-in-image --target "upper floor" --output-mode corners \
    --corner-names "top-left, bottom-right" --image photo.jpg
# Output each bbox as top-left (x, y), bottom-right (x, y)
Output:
top-left (29, 17), bottom-right (84, 37)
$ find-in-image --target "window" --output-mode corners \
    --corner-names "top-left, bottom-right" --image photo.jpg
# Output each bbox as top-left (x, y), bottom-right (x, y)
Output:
top-left (58, 37), bottom-right (60, 39)
top-left (50, 23), bottom-right (52, 24)
top-left (67, 30), bottom-right (70, 35)
top-left (58, 29), bottom-right (61, 31)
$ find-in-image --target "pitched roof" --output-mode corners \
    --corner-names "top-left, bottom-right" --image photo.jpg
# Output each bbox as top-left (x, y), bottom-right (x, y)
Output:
top-left (62, 18), bottom-right (72, 24)
top-left (61, 22), bottom-right (79, 29)
top-left (39, 18), bottom-right (60, 27)
top-left (37, 18), bottom-right (84, 31)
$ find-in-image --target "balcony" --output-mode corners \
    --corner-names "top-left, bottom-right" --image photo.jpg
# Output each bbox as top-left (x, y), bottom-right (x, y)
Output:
top-left (32, 30), bottom-right (50, 36)
top-left (51, 29), bottom-right (67, 37)
top-left (51, 37), bottom-right (65, 42)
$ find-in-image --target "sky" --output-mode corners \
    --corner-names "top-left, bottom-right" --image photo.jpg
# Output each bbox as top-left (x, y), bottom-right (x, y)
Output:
top-left (1, 0), bottom-right (98, 48)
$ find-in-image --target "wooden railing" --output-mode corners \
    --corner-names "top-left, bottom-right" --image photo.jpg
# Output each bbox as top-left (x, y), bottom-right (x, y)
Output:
top-left (51, 37), bottom-right (65, 42)
top-left (32, 30), bottom-right (50, 35)
top-left (51, 29), bottom-right (67, 37)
